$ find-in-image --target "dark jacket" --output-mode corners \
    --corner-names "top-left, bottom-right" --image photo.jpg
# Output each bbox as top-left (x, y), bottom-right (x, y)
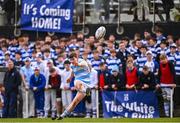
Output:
top-left (109, 73), bottom-right (125, 90)
top-left (116, 50), bottom-right (130, 74)
top-left (3, 67), bottom-right (22, 93)
top-left (98, 69), bottom-right (111, 89)
top-left (139, 72), bottom-right (156, 90)
top-left (14, 60), bottom-right (25, 68)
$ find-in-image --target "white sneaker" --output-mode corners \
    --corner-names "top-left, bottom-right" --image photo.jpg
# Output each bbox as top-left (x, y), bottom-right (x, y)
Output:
top-left (85, 115), bottom-right (91, 118)
top-left (37, 116), bottom-right (44, 118)
top-left (44, 113), bottom-right (48, 118)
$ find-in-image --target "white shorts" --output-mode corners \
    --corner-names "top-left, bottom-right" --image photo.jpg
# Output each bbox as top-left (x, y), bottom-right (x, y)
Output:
top-left (74, 80), bottom-right (92, 89)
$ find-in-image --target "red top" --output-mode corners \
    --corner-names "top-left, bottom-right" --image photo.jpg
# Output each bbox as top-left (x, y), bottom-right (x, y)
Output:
top-left (126, 67), bottom-right (138, 86)
top-left (160, 63), bottom-right (174, 84)
top-left (99, 73), bottom-right (105, 89)
top-left (49, 74), bottom-right (61, 89)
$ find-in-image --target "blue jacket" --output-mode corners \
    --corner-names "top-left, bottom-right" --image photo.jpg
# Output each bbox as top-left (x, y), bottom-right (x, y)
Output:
top-left (30, 74), bottom-right (46, 92)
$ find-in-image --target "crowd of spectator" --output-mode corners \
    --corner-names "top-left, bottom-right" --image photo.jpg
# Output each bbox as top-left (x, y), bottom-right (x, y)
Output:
top-left (0, 27), bottom-right (180, 118)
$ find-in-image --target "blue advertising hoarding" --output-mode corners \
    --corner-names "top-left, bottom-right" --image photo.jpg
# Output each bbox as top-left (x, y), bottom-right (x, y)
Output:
top-left (102, 90), bottom-right (159, 118)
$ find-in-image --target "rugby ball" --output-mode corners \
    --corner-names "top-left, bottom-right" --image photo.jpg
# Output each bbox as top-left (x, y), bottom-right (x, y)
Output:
top-left (95, 26), bottom-right (106, 40)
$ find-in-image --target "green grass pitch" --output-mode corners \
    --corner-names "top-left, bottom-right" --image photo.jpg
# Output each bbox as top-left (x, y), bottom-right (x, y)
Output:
top-left (0, 118), bottom-right (180, 123)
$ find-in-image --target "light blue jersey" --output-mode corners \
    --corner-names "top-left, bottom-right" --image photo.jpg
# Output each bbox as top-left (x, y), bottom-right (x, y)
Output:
top-left (71, 59), bottom-right (90, 85)
top-left (20, 66), bottom-right (34, 84)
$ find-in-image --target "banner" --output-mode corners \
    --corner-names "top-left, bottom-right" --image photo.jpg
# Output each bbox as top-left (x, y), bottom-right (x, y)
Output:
top-left (102, 90), bottom-right (159, 118)
top-left (21, 0), bottom-right (73, 33)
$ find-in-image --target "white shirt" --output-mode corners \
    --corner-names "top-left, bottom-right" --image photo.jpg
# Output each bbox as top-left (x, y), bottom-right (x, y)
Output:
top-left (145, 61), bottom-right (155, 72)
top-left (60, 68), bottom-right (73, 89)
top-left (32, 60), bottom-right (46, 75)
top-left (90, 68), bottom-right (98, 88)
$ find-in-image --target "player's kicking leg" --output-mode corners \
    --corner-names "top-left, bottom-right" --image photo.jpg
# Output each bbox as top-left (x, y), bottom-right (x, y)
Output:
top-left (57, 91), bottom-right (85, 120)
top-left (57, 80), bottom-right (90, 120)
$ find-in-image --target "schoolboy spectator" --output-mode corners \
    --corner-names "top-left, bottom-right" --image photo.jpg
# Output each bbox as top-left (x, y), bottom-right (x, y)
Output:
top-left (55, 54), bottom-right (65, 71)
top-left (61, 60), bottom-right (73, 111)
top-left (125, 59), bottom-right (139, 90)
top-left (155, 28), bottom-right (166, 45)
top-left (84, 45), bottom-right (93, 61)
top-left (98, 62), bottom-right (111, 90)
top-left (30, 50), bottom-right (37, 67)
top-left (8, 37), bottom-right (19, 59)
top-left (147, 37), bottom-right (158, 58)
top-left (68, 35), bottom-right (79, 51)
top-left (158, 54), bottom-right (176, 117)
top-left (91, 50), bottom-right (104, 71)
top-left (121, 36), bottom-right (130, 49)
top-left (136, 45), bottom-right (147, 72)
top-left (0, 45), bottom-right (7, 66)
top-left (14, 51), bottom-right (24, 68)
top-left (54, 46), bottom-right (62, 60)
top-left (20, 57), bottom-right (35, 118)
top-left (21, 44), bottom-right (32, 60)
top-left (18, 37), bottom-right (26, 51)
top-left (139, 66), bottom-right (156, 90)
top-left (167, 44), bottom-right (177, 64)
top-left (44, 60), bottom-right (61, 118)
top-left (145, 51), bottom-right (159, 75)
top-left (77, 39), bottom-right (84, 56)
top-left (174, 45), bottom-right (180, 107)
top-left (35, 53), bottom-right (46, 74)
top-left (116, 42), bottom-right (130, 74)
top-left (48, 68), bottom-right (61, 120)
top-left (142, 30), bottom-right (151, 45)
top-left (106, 49), bottom-right (122, 73)
top-left (43, 49), bottom-right (54, 65)
top-left (109, 66), bottom-right (125, 90)
top-left (4, 52), bottom-right (11, 67)
top-left (156, 41), bottom-right (169, 62)
top-left (133, 39), bottom-right (143, 58)
top-left (104, 41), bottom-right (114, 58)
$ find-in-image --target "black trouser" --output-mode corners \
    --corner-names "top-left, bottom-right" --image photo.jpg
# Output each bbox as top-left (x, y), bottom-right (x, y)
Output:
top-left (155, 88), bottom-right (165, 117)
top-left (3, 91), bottom-right (18, 118)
